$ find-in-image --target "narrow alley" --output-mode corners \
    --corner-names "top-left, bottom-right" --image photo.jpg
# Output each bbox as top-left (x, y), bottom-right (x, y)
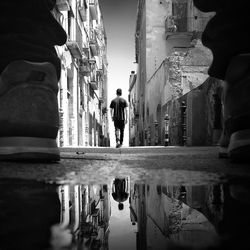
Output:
top-left (0, 0), bottom-right (250, 250)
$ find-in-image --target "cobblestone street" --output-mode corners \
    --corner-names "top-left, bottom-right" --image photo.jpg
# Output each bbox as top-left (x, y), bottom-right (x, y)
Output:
top-left (1, 146), bottom-right (249, 184)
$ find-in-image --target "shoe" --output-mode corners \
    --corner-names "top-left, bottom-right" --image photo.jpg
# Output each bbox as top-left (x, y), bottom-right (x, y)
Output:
top-left (0, 60), bottom-right (60, 161)
top-left (219, 54), bottom-right (250, 162)
top-left (116, 143), bottom-right (121, 148)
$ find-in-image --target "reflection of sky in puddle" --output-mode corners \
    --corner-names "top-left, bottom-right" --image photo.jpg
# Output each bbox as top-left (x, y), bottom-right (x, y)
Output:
top-left (109, 198), bottom-right (136, 250)
top-left (0, 176), bottom-right (250, 250)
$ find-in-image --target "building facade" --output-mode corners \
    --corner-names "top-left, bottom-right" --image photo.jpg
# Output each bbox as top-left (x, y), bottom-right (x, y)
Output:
top-left (130, 0), bottom-right (221, 146)
top-left (132, 0), bottom-right (146, 146)
top-left (54, 0), bottom-right (110, 147)
top-left (58, 183), bottom-right (110, 248)
top-left (129, 182), bottom-right (224, 249)
top-left (128, 71), bottom-right (137, 146)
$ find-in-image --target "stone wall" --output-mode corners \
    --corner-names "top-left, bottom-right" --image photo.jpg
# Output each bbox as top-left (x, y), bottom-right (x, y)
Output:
top-left (166, 77), bottom-right (223, 146)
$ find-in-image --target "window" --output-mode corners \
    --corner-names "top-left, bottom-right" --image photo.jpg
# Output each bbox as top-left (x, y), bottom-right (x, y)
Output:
top-left (172, 0), bottom-right (187, 32)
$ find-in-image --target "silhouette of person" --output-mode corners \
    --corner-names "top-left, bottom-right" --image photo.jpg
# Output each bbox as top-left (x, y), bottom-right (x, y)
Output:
top-left (110, 88), bottom-right (128, 148)
top-left (111, 178), bottom-right (129, 210)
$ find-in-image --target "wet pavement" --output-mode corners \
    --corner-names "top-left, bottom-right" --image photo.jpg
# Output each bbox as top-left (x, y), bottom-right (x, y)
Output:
top-left (0, 146), bottom-right (250, 250)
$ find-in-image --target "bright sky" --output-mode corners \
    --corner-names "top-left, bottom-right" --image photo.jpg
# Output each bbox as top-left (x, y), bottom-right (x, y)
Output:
top-left (109, 198), bottom-right (136, 249)
top-left (99, 0), bottom-right (138, 147)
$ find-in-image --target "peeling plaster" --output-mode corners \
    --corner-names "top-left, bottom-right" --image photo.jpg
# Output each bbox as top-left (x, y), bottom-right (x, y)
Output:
top-left (166, 42), bottom-right (212, 98)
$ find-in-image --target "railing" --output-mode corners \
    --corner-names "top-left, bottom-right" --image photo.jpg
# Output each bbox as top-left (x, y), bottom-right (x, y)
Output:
top-left (67, 19), bottom-right (83, 54)
top-left (165, 16), bottom-right (211, 33)
top-left (89, 29), bottom-right (97, 44)
top-left (89, 29), bottom-right (98, 56)
top-left (90, 71), bottom-right (97, 82)
top-left (79, 59), bottom-right (91, 74)
top-left (89, 0), bottom-right (96, 5)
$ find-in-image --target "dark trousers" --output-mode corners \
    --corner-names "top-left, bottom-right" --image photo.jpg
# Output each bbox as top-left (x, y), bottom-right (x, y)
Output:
top-left (114, 120), bottom-right (125, 145)
top-left (194, 0), bottom-right (250, 80)
top-left (0, 0), bottom-right (67, 79)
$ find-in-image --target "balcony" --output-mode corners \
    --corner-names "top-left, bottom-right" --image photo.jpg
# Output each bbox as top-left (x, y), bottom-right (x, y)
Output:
top-left (89, 0), bottom-right (97, 20)
top-left (102, 107), bottom-right (107, 115)
top-left (165, 16), bottom-right (210, 41)
top-left (56, 0), bottom-right (70, 11)
top-left (66, 41), bottom-right (81, 59)
top-left (67, 22), bottom-right (83, 59)
top-left (90, 72), bottom-right (98, 90)
top-left (165, 16), bottom-right (191, 41)
top-left (88, 58), bottom-right (96, 64)
top-left (90, 80), bottom-right (98, 90)
top-left (79, 59), bottom-right (91, 76)
top-left (96, 56), bottom-right (103, 71)
top-left (82, 43), bottom-right (89, 58)
top-left (78, 6), bottom-right (87, 22)
top-left (89, 30), bottom-right (98, 56)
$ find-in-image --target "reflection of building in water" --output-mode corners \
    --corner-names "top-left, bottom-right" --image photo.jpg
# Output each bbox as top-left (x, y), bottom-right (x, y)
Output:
top-left (111, 177), bottom-right (130, 210)
top-left (130, 184), bottom-right (224, 249)
top-left (58, 184), bottom-right (111, 249)
top-left (130, 184), bottom-right (147, 249)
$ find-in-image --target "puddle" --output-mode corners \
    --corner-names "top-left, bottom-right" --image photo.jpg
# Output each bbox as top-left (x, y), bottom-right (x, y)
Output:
top-left (1, 177), bottom-right (250, 250)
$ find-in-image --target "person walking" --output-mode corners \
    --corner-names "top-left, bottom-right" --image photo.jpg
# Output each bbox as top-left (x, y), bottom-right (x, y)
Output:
top-left (110, 88), bottom-right (128, 148)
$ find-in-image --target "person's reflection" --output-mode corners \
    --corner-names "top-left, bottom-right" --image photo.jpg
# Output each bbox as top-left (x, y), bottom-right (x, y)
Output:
top-left (0, 179), bottom-right (71, 250)
top-left (111, 178), bottom-right (129, 210)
